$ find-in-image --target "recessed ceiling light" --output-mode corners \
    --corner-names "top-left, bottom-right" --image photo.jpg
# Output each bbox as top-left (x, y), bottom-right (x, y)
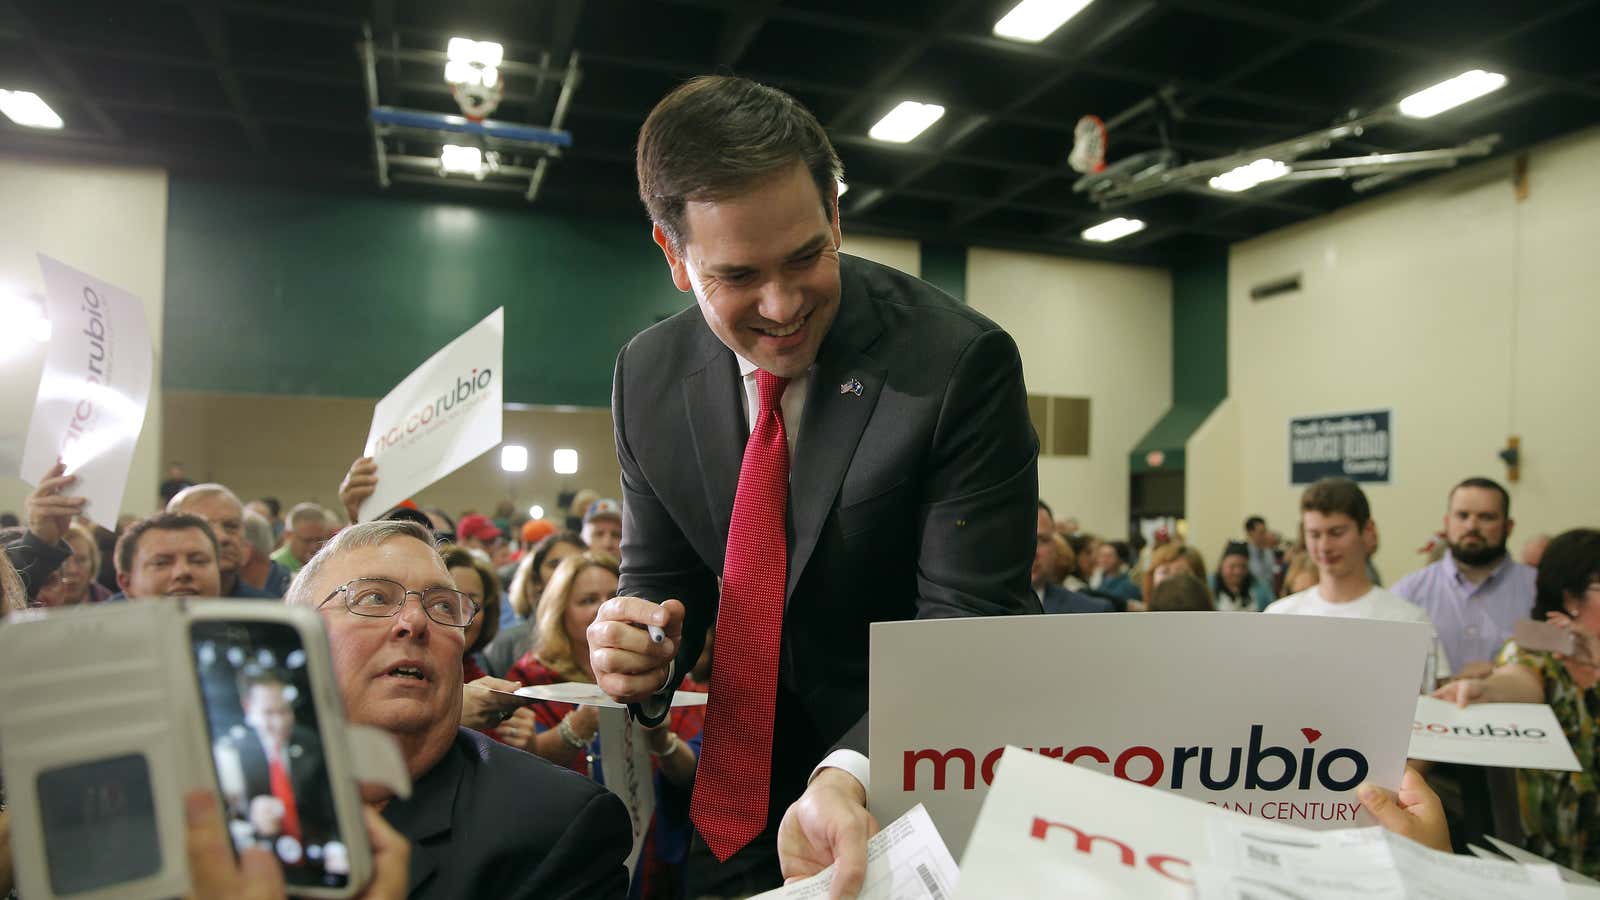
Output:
top-left (869, 101), bottom-right (945, 143)
top-left (447, 37), bottom-right (503, 67)
top-left (553, 448), bottom-right (579, 475)
top-left (993, 0), bottom-right (1095, 43)
top-left (0, 89), bottom-right (63, 129)
top-left (1398, 69), bottom-right (1507, 118)
top-left (1208, 158), bottom-right (1291, 193)
top-left (440, 144), bottom-right (483, 174)
top-left (500, 444), bottom-right (528, 473)
top-left (1080, 217), bottom-right (1146, 242)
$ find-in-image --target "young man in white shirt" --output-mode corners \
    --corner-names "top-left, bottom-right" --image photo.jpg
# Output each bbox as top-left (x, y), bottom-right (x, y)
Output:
top-left (1266, 477), bottom-right (1451, 687)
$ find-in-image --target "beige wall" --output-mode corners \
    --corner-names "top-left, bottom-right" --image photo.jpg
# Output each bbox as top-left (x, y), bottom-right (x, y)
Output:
top-left (968, 247), bottom-right (1172, 535)
top-left (163, 392), bottom-right (620, 527)
top-left (840, 234), bottom-right (920, 276)
top-left (1185, 397), bottom-right (1241, 558)
top-left (0, 155), bottom-right (168, 520)
top-left (1198, 125), bottom-right (1600, 582)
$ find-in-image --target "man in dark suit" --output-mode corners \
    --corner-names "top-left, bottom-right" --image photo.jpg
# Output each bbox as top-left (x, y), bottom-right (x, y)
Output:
top-left (588, 75), bottom-right (1040, 895)
top-left (288, 518), bottom-right (632, 899)
top-left (214, 668), bottom-right (335, 849)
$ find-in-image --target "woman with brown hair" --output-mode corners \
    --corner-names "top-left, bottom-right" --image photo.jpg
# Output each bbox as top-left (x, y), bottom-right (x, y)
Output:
top-left (506, 552), bottom-right (705, 898)
top-left (438, 544), bottom-right (502, 682)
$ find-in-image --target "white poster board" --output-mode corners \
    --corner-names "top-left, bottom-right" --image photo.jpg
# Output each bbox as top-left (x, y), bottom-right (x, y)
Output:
top-left (871, 613), bottom-right (1431, 857)
top-left (357, 308), bottom-right (503, 520)
top-left (1409, 696), bottom-right (1581, 771)
top-left (19, 255), bottom-right (154, 528)
top-left (596, 707), bottom-right (653, 879)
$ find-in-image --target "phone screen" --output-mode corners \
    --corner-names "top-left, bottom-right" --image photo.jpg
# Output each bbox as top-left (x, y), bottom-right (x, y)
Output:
top-left (190, 620), bottom-right (350, 889)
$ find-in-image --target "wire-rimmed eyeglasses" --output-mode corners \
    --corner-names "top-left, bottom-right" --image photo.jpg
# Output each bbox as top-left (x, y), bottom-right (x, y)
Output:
top-left (317, 577), bottom-right (479, 629)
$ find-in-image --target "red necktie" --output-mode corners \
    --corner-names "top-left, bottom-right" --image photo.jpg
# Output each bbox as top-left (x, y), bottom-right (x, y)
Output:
top-left (692, 370), bottom-right (789, 861)
top-left (268, 749), bottom-right (302, 841)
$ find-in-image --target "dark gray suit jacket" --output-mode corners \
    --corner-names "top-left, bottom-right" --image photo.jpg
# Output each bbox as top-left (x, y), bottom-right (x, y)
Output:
top-left (381, 728), bottom-right (631, 899)
top-left (612, 254), bottom-right (1040, 827)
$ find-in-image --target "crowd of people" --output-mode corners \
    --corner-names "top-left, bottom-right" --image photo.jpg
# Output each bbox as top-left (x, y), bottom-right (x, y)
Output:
top-left (1, 73), bottom-right (1595, 899)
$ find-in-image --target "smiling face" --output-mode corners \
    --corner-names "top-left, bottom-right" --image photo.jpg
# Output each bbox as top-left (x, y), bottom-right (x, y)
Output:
top-left (119, 527), bottom-right (221, 598)
top-left (1302, 510), bottom-right (1372, 581)
top-left (1220, 554), bottom-right (1248, 592)
top-left (309, 538), bottom-right (464, 753)
top-left (654, 161), bottom-right (843, 380)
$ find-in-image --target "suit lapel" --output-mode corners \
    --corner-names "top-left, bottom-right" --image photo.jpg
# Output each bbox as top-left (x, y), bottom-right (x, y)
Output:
top-left (382, 736), bottom-right (463, 896)
top-left (683, 343), bottom-right (745, 563)
top-left (787, 260), bottom-right (885, 599)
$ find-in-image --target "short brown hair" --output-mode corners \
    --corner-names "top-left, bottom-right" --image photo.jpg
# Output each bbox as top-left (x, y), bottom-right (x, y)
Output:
top-left (636, 75), bottom-right (843, 249)
top-left (1300, 478), bottom-right (1371, 528)
top-left (1148, 573), bottom-right (1214, 612)
top-left (115, 513), bottom-right (218, 575)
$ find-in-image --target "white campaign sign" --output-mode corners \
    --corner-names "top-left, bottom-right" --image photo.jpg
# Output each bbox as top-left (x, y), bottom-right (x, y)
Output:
top-left (955, 746), bottom-right (1224, 899)
top-left (357, 308), bottom-right (503, 520)
top-left (20, 255), bottom-right (154, 528)
top-left (871, 613), bottom-right (1431, 857)
top-left (1409, 696), bottom-right (1581, 771)
top-left (597, 707), bottom-right (653, 879)
top-left (956, 747), bottom-right (1564, 900)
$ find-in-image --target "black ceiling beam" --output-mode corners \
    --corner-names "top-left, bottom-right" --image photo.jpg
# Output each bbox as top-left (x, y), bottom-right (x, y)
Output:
top-left (0, 0), bottom-right (123, 139)
top-left (186, 2), bottom-right (267, 153)
top-left (527, 0), bottom-right (584, 122)
top-left (1156, 0), bottom-right (1600, 103)
top-left (716, 0), bottom-right (778, 68)
top-left (825, 0), bottom-right (989, 128)
top-left (849, 1), bottom-right (1162, 217)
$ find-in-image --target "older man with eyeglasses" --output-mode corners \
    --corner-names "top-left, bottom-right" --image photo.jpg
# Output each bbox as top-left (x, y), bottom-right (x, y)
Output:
top-left (286, 519), bottom-right (631, 899)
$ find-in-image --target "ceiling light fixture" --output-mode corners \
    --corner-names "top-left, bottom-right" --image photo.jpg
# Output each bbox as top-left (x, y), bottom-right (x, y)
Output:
top-left (1080, 217), bottom-right (1146, 243)
top-left (1208, 158), bottom-right (1291, 193)
top-left (447, 38), bottom-right (503, 67)
top-left (0, 89), bottom-right (63, 129)
top-left (993, 0), bottom-right (1094, 43)
top-left (528, 504), bottom-right (545, 520)
top-left (440, 144), bottom-right (484, 175)
top-left (500, 444), bottom-right (528, 473)
top-left (1398, 69), bottom-right (1507, 119)
top-left (869, 101), bottom-right (945, 143)
top-left (552, 449), bottom-right (579, 475)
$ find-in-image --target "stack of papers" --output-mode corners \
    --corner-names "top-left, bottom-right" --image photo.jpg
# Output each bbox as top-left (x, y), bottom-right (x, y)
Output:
top-left (753, 805), bottom-right (958, 900)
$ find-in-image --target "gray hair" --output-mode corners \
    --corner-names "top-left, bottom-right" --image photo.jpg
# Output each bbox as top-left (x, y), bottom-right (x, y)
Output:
top-left (285, 519), bottom-right (436, 606)
top-left (167, 482), bottom-right (243, 515)
top-left (242, 509), bottom-right (275, 556)
top-left (286, 502), bottom-right (331, 529)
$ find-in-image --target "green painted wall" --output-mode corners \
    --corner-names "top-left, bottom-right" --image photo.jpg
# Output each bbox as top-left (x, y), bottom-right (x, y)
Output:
top-left (919, 242), bottom-right (966, 303)
top-left (163, 177), bottom-right (684, 407)
top-left (1171, 254), bottom-right (1228, 408)
top-left (1130, 252), bottom-right (1228, 473)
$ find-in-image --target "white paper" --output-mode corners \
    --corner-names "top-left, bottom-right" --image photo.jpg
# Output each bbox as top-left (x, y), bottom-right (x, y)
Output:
top-left (1482, 835), bottom-right (1600, 887)
top-left (955, 746), bottom-right (1226, 899)
top-left (20, 255), bottom-right (154, 527)
top-left (873, 613), bottom-right (1431, 856)
top-left (1199, 817), bottom-right (1565, 899)
top-left (514, 682), bottom-right (708, 708)
top-left (356, 308), bottom-right (504, 520)
top-left (1409, 696), bottom-right (1581, 771)
top-left (596, 706), bottom-right (653, 879)
top-left (752, 804), bottom-right (958, 900)
top-left (954, 747), bottom-right (1562, 900)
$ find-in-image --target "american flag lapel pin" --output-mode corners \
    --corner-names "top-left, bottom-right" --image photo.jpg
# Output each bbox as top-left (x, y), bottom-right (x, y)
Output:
top-left (839, 377), bottom-right (864, 396)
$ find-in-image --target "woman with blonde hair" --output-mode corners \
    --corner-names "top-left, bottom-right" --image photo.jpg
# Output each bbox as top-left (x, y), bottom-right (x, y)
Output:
top-left (1140, 542), bottom-right (1209, 609)
top-left (506, 552), bottom-right (704, 898)
top-left (482, 530), bottom-right (586, 677)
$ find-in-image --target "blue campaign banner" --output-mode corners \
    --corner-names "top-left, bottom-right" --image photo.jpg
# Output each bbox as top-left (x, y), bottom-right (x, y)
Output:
top-left (1289, 409), bottom-right (1392, 485)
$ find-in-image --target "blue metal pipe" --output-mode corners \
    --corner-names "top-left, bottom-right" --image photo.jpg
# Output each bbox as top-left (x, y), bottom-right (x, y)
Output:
top-left (369, 106), bottom-right (573, 147)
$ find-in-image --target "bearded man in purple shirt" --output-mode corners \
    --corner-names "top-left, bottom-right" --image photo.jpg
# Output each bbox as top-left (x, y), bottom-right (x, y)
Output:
top-left (1392, 477), bottom-right (1536, 679)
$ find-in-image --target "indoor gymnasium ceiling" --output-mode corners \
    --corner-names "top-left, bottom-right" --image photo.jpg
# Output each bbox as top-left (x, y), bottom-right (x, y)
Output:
top-left (2, 0), bottom-right (1597, 264)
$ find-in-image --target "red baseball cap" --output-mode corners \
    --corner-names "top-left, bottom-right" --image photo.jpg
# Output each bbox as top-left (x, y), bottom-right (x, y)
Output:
top-left (457, 513), bottom-right (502, 543)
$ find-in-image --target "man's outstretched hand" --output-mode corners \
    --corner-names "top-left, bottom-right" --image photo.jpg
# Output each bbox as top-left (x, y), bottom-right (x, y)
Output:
top-left (777, 768), bottom-right (880, 900)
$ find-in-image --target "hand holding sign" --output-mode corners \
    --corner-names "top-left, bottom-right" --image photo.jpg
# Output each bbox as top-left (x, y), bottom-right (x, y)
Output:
top-left (338, 457), bottom-right (379, 524)
top-left (1356, 767), bottom-right (1451, 853)
top-left (25, 462), bottom-right (85, 546)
